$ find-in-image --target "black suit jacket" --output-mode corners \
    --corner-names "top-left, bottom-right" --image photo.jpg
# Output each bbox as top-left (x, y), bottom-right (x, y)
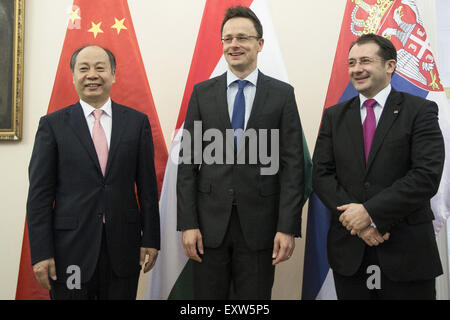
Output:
top-left (26, 101), bottom-right (160, 283)
top-left (312, 89), bottom-right (444, 281)
top-left (177, 71), bottom-right (305, 251)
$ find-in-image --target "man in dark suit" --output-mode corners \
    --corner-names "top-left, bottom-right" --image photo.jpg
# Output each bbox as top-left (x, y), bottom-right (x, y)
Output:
top-left (312, 34), bottom-right (444, 299)
top-left (26, 45), bottom-right (160, 300)
top-left (177, 6), bottom-right (305, 299)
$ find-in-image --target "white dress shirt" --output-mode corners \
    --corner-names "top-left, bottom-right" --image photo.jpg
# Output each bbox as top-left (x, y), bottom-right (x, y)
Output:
top-left (227, 68), bottom-right (258, 130)
top-left (359, 84), bottom-right (392, 126)
top-left (80, 98), bottom-right (113, 148)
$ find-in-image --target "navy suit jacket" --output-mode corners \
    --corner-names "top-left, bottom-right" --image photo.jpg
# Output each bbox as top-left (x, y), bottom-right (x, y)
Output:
top-left (313, 89), bottom-right (444, 281)
top-left (177, 71), bottom-right (305, 250)
top-left (27, 101), bottom-right (160, 283)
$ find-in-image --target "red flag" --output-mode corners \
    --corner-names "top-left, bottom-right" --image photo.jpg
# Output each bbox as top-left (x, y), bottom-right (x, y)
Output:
top-left (16, 0), bottom-right (168, 299)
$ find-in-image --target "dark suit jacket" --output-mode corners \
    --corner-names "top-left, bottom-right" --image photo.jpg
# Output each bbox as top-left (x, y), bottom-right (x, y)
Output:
top-left (26, 101), bottom-right (160, 283)
top-left (312, 89), bottom-right (444, 282)
top-left (177, 71), bottom-right (305, 251)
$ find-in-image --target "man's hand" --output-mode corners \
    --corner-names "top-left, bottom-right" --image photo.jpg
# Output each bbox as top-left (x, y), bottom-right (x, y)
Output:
top-left (33, 258), bottom-right (57, 290)
top-left (182, 229), bottom-right (204, 263)
top-left (338, 203), bottom-right (371, 234)
top-left (140, 248), bottom-right (158, 273)
top-left (357, 226), bottom-right (390, 247)
top-left (272, 232), bottom-right (295, 266)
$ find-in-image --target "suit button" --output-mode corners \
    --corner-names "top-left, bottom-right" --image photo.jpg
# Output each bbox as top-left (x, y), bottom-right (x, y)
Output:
top-left (228, 189), bottom-right (234, 196)
top-left (364, 182), bottom-right (370, 190)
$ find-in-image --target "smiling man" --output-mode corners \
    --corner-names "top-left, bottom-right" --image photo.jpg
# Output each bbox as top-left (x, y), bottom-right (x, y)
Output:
top-left (312, 34), bottom-right (445, 299)
top-left (71, 46), bottom-right (116, 108)
top-left (26, 45), bottom-right (160, 300)
top-left (177, 6), bottom-right (305, 299)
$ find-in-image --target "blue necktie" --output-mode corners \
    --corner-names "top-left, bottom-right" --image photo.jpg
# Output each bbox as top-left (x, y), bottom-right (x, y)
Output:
top-left (231, 80), bottom-right (249, 147)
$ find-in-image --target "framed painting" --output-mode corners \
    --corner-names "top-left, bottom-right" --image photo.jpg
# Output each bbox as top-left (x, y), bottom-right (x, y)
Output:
top-left (0, 0), bottom-right (24, 141)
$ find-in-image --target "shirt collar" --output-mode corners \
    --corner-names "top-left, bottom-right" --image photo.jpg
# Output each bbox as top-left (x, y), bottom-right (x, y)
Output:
top-left (359, 84), bottom-right (392, 110)
top-left (227, 68), bottom-right (258, 88)
top-left (80, 98), bottom-right (112, 118)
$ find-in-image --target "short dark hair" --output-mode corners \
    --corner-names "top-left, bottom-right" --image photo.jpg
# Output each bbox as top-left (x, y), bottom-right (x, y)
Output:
top-left (221, 6), bottom-right (263, 38)
top-left (349, 33), bottom-right (397, 63)
top-left (70, 45), bottom-right (116, 74)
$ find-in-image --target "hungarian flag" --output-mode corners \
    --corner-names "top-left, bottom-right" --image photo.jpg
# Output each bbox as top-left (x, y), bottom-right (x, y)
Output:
top-left (302, 0), bottom-right (450, 300)
top-left (145, 0), bottom-right (312, 299)
top-left (15, 0), bottom-right (168, 300)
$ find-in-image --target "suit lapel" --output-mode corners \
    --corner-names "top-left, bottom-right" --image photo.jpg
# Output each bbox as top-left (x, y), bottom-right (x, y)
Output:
top-left (215, 72), bottom-right (232, 131)
top-left (65, 102), bottom-right (103, 175)
top-left (105, 102), bottom-right (128, 177)
top-left (236, 71), bottom-right (269, 155)
top-left (366, 90), bottom-right (402, 172)
top-left (214, 72), bottom-right (235, 154)
top-left (246, 70), bottom-right (269, 131)
top-left (219, 70), bottom-right (268, 154)
top-left (345, 97), bottom-right (366, 172)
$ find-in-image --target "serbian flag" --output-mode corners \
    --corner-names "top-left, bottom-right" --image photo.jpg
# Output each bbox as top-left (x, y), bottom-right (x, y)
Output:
top-left (302, 0), bottom-right (450, 300)
top-left (15, 0), bottom-right (168, 300)
top-left (145, 0), bottom-right (312, 299)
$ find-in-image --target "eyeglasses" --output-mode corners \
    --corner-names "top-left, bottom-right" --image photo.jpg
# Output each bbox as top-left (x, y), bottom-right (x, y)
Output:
top-left (221, 35), bottom-right (260, 44)
top-left (347, 57), bottom-right (382, 68)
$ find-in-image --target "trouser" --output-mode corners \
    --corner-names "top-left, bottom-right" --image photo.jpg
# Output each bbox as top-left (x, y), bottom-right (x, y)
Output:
top-left (193, 205), bottom-right (275, 300)
top-left (50, 226), bottom-right (140, 300)
top-left (333, 246), bottom-right (436, 300)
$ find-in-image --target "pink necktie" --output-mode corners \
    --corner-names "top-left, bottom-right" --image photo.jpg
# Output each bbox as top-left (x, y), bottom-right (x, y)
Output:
top-left (363, 99), bottom-right (377, 163)
top-left (92, 109), bottom-right (108, 176)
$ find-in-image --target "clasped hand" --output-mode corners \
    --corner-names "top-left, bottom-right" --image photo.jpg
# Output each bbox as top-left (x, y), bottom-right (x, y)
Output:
top-left (357, 226), bottom-right (390, 247)
top-left (338, 203), bottom-right (390, 247)
top-left (338, 203), bottom-right (371, 234)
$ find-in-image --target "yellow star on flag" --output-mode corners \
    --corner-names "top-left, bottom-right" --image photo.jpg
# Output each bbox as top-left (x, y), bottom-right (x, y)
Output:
top-left (111, 18), bottom-right (128, 35)
top-left (88, 21), bottom-right (104, 38)
top-left (69, 8), bottom-right (81, 24)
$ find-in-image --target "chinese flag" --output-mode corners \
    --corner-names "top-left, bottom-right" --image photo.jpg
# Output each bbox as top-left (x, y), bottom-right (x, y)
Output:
top-left (16, 0), bottom-right (168, 299)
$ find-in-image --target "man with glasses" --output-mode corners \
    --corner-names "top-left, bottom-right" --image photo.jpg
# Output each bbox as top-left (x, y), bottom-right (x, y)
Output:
top-left (312, 34), bottom-right (444, 299)
top-left (177, 6), bottom-right (305, 299)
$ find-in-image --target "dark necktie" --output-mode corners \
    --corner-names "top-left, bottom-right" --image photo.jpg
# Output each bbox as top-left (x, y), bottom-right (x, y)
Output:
top-left (363, 99), bottom-right (377, 163)
top-left (231, 80), bottom-right (249, 147)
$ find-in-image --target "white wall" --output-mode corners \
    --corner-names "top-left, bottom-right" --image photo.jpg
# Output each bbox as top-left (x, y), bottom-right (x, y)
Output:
top-left (0, 0), bottom-right (440, 299)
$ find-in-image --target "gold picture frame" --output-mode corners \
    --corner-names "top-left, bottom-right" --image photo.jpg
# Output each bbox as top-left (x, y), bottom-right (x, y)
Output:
top-left (0, 0), bottom-right (24, 141)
